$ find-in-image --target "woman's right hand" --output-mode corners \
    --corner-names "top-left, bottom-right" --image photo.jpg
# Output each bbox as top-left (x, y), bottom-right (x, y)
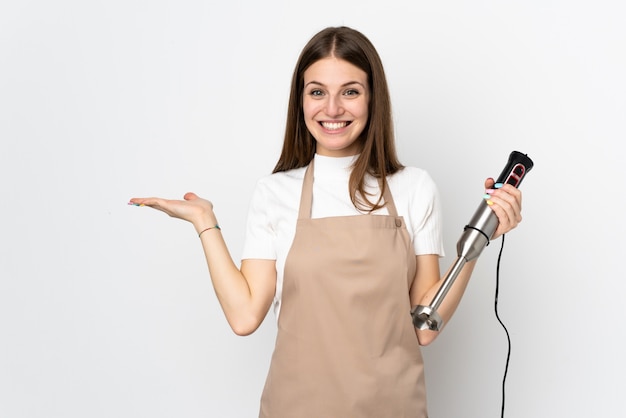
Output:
top-left (130, 192), bottom-right (276, 335)
top-left (128, 192), bottom-right (218, 232)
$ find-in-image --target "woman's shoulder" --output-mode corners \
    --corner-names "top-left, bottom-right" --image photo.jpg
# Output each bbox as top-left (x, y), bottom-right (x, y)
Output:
top-left (389, 165), bottom-right (437, 190)
top-left (256, 166), bottom-right (307, 187)
top-left (394, 165), bottom-right (430, 177)
top-left (385, 166), bottom-right (440, 212)
top-left (251, 166), bottom-right (308, 201)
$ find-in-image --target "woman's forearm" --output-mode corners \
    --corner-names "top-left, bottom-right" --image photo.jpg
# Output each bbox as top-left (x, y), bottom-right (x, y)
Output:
top-left (196, 217), bottom-right (276, 336)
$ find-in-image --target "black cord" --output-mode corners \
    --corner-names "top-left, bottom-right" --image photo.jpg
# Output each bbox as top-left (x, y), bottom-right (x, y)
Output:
top-left (494, 234), bottom-right (510, 418)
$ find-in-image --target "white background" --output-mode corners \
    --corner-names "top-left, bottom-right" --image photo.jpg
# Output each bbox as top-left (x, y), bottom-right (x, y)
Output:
top-left (1, 1), bottom-right (624, 417)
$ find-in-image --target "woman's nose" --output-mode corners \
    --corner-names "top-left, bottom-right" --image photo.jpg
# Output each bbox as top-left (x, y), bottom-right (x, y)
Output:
top-left (325, 95), bottom-right (344, 117)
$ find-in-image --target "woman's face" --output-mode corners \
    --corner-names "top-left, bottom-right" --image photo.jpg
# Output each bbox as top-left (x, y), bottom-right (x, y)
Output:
top-left (302, 57), bottom-right (369, 157)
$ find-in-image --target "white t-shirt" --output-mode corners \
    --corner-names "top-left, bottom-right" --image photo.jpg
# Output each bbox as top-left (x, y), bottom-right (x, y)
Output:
top-left (242, 154), bottom-right (445, 318)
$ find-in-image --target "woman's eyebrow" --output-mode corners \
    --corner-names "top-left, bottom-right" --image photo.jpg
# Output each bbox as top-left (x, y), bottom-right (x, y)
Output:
top-left (304, 80), bottom-right (366, 88)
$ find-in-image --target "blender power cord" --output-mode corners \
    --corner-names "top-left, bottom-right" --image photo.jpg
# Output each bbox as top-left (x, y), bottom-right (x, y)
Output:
top-left (494, 233), bottom-right (510, 418)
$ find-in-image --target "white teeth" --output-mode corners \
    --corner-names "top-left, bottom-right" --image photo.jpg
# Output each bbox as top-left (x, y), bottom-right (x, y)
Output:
top-left (321, 121), bottom-right (348, 130)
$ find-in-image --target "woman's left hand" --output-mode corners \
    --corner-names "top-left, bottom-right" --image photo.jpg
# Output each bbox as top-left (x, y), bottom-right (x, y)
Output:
top-left (484, 178), bottom-right (523, 239)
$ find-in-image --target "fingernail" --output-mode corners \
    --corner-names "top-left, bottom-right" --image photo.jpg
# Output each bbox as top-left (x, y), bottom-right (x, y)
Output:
top-left (128, 202), bottom-right (144, 207)
top-left (483, 194), bottom-right (491, 199)
top-left (494, 183), bottom-right (504, 189)
top-left (486, 199), bottom-right (494, 206)
top-left (484, 189), bottom-right (495, 195)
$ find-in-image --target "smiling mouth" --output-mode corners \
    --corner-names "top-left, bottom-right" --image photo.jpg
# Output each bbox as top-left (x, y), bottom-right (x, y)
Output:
top-left (320, 121), bottom-right (351, 131)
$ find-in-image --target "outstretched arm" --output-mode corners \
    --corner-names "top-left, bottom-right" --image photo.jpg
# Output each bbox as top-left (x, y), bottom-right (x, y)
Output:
top-left (129, 193), bottom-right (276, 336)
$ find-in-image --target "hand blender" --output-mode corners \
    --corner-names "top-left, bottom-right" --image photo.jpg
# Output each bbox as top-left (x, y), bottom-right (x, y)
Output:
top-left (411, 151), bottom-right (534, 331)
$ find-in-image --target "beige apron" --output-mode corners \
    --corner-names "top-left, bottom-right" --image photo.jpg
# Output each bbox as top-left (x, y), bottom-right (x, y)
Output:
top-left (259, 160), bottom-right (427, 418)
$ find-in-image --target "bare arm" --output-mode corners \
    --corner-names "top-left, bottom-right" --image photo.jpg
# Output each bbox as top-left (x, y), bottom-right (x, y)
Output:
top-left (410, 255), bottom-right (476, 346)
top-left (129, 193), bottom-right (276, 336)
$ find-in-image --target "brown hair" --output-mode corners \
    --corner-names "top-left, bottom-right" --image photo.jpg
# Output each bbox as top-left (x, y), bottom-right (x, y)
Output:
top-left (272, 26), bottom-right (404, 212)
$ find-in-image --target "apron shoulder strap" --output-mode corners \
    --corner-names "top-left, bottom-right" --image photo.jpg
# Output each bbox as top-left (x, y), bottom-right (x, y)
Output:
top-left (298, 159), bottom-right (314, 220)
top-left (378, 177), bottom-right (399, 218)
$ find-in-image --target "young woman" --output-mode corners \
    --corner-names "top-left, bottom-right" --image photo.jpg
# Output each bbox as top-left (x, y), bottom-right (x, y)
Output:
top-left (130, 26), bottom-right (522, 418)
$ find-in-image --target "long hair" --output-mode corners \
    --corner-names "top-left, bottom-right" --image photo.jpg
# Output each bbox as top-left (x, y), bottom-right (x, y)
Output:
top-left (272, 26), bottom-right (404, 212)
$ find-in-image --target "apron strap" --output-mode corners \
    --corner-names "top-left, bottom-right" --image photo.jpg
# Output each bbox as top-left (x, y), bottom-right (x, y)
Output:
top-left (299, 159), bottom-right (315, 220)
top-left (379, 178), bottom-right (398, 218)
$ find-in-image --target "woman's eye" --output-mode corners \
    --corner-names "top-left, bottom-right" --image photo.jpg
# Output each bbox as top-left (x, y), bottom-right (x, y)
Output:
top-left (344, 89), bottom-right (360, 96)
top-left (310, 89), bottom-right (324, 97)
